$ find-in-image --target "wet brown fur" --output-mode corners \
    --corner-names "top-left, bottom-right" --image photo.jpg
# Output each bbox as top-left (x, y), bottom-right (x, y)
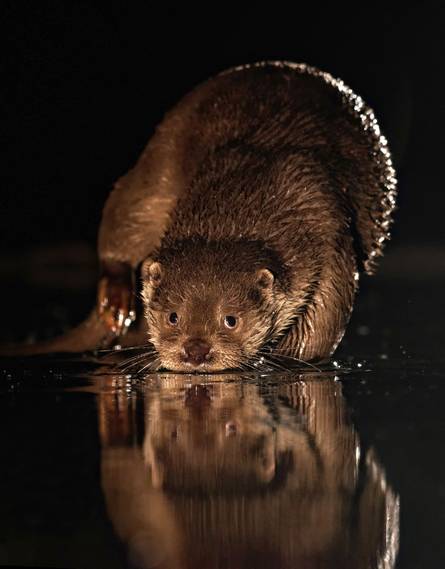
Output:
top-left (130, 63), bottom-right (395, 369)
top-left (2, 62), bottom-right (396, 367)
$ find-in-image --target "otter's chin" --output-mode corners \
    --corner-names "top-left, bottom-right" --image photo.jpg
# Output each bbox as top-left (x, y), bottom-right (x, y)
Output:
top-left (158, 354), bottom-right (241, 373)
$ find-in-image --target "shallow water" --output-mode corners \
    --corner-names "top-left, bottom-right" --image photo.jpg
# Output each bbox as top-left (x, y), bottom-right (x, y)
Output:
top-left (1, 249), bottom-right (444, 569)
top-left (1, 357), bottom-right (443, 569)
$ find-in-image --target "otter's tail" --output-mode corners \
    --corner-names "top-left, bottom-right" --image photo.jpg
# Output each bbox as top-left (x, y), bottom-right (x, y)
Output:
top-left (0, 309), bottom-right (111, 356)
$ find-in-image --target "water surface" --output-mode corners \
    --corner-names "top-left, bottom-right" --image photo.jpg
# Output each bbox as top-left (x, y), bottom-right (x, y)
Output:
top-left (1, 249), bottom-right (444, 568)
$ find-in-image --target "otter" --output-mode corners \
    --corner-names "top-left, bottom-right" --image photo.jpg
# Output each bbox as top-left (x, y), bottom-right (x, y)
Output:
top-left (4, 62), bottom-right (397, 371)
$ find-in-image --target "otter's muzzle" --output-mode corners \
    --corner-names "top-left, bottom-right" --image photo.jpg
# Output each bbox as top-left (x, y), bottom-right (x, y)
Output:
top-left (182, 338), bottom-right (211, 366)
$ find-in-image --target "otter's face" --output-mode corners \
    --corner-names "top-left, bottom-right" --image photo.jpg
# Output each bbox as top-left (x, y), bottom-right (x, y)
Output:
top-left (141, 260), bottom-right (277, 371)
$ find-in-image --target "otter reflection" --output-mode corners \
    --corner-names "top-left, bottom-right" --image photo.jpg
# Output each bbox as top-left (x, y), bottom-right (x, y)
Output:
top-left (97, 375), bottom-right (399, 569)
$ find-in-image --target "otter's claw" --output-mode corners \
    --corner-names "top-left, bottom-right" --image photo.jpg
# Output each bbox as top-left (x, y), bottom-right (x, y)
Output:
top-left (98, 261), bottom-right (136, 336)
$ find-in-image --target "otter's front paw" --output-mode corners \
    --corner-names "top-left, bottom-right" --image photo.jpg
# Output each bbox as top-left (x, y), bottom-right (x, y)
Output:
top-left (98, 261), bottom-right (136, 336)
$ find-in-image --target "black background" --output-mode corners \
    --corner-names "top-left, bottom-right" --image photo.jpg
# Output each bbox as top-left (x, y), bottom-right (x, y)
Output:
top-left (1, 2), bottom-right (444, 254)
top-left (1, 5), bottom-right (445, 569)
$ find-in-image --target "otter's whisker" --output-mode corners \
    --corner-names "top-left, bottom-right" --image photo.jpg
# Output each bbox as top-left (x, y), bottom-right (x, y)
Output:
top-left (238, 361), bottom-right (258, 374)
top-left (257, 349), bottom-right (322, 373)
top-left (258, 356), bottom-right (292, 373)
top-left (115, 355), bottom-right (157, 373)
top-left (138, 357), bottom-right (161, 375)
top-left (116, 352), bottom-right (158, 373)
top-left (118, 359), bottom-right (147, 374)
top-left (98, 344), bottom-right (152, 354)
top-left (115, 350), bottom-right (156, 366)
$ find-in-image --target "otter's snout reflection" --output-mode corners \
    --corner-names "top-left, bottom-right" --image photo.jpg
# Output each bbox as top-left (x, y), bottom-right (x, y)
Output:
top-left (97, 374), bottom-right (399, 569)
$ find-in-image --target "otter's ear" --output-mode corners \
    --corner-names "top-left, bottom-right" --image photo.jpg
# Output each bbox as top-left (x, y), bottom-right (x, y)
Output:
top-left (141, 259), bottom-right (163, 287)
top-left (256, 268), bottom-right (275, 289)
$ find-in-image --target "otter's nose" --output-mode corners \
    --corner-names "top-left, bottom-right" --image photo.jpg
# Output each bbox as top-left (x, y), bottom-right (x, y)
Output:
top-left (182, 338), bottom-right (211, 366)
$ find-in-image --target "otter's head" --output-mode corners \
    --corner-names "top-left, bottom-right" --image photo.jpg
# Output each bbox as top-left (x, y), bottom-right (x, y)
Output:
top-left (141, 241), bottom-right (286, 372)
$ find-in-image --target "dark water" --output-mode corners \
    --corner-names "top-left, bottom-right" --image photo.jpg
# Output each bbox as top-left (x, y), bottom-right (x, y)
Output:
top-left (0, 247), bottom-right (444, 569)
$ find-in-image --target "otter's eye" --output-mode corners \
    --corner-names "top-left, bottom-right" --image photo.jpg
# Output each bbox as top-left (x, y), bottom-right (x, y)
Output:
top-left (224, 315), bottom-right (238, 329)
top-left (168, 312), bottom-right (179, 326)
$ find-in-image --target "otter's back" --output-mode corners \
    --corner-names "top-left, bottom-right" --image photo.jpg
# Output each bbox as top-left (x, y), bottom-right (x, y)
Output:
top-left (163, 62), bottom-right (396, 273)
